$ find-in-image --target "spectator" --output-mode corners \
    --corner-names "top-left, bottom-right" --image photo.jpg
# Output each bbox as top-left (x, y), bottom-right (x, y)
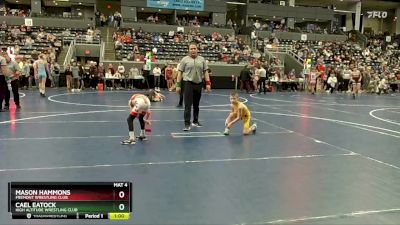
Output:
top-left (239, 65), bottom-right (251, 93)
top-left (152, 64), bottom-right (161, 91)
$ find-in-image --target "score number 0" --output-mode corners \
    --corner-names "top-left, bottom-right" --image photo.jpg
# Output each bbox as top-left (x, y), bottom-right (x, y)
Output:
top-left (118, 191), bottom-right (126, 211)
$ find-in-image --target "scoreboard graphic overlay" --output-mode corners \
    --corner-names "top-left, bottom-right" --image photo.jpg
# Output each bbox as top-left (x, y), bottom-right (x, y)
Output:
top-left (8, 182), bottom-right (132, 220)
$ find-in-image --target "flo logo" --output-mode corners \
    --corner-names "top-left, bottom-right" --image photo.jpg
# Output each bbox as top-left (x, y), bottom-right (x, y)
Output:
top-left (367, 11), bottom-right (388, 19)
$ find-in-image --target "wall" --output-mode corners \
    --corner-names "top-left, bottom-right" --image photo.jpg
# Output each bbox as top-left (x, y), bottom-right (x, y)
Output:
top-left (247, 3), bottom-right (334, 21)
top-left (363, 17), bottom-right (381, 33)
top-left (256, 30), bottom-right (347, 41)
top-left (96, 0), bottom-right (121, 15)
top-left (363, 16), bottom-right (383, 34)
top-left (363, 17), bottom-right (395, 34)
top-left (204, 0), bottom-right (226, 13)
top-left (0, 16), bottom-right (93, 28)
top-left (31, 0), bottom-right (41, 14)
top-left (75, 44), bottom-right (101, 57)
top-left (121, 0), bottom-right (226, 13)
top-left (284, 54), bottom-right (303, 75)
top-left (122, 21), bottom-right (234, 35)
top-left (71, 6), bottom-right (95, 22)
top-left (121, 6), bottom-right (137, 21)
top-left (121, 0), bottom-right (146, 8)
top-left (396, 8), bottom-right (400, 34)
top-left (362, 8), bottom-right (396, 34)
top-left (345, 13), bottom-right (353, 31)
top-left (212, 12), bottom-right (226, 26)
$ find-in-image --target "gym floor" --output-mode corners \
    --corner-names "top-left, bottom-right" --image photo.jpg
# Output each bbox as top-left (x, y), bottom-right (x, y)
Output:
top-left (0, 89), bottom-right (399, 225)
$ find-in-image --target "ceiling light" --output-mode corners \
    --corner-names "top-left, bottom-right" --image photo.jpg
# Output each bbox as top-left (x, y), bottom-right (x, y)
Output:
top-left (226, 1), bottom-right (246, 5)
top-left (334, 9), bottom-right (355, 13)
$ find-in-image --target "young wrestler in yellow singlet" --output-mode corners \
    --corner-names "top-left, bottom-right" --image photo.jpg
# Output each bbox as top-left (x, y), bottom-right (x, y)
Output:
top-left (224, 91), bottom-right (257, 135)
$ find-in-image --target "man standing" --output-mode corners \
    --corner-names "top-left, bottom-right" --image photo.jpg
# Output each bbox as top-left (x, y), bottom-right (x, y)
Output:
top-left (0, 54), bottom-right (11, 112)
top-left (152, 64), bottom-right (161, 91)
top-left (2, 52), bottom-right (21, 110)
top-left (176, 43), bottom-right (211, 131)
top-left (239, 65), bottom-right (251, 93)
top-left (258, 64), bottom-right (267, 94)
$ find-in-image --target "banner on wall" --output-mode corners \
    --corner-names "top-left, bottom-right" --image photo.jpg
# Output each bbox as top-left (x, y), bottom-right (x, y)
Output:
top-left (24, 18), bottom-right (33, 27)
top-left (147, 0), bottom-right (204, 11)
top-left (301, 34), bottom-right (307, 41)
top-left (177, 26), bottom-right (184, 33)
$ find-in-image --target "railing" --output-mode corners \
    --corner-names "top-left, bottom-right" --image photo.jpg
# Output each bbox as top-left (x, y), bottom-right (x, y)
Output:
top-left (63, 40), bottom-right (75, 69)
top-left (264, 45), bottom-right (293, 53)
top-left (348, 30), bottom-right (368, 48)
top-left (263, 44), bottom-right (292, 68)
top-left (74, 35), bottom-right (102, 45)
top-left (288, 50), bottom-right (304, 64)
top-left (100, 41), bottom-right (105, 63)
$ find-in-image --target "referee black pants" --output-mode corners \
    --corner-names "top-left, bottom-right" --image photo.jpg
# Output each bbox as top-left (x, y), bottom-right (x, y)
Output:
top-left (178, 81), bottom-right (185, 106)
top-left (183, 81), bottom-right (202, 126)
top-left (5, 79), bottom-right (20, 106)
top-left (258, 77), bottom-right (266, 94)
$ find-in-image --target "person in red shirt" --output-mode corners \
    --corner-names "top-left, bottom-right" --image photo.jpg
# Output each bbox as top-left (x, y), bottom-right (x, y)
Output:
top-left (351, 66), bottom-right (362, 99)
top-left (316, 60), bottom-right (326, 91)
top-left (309, 68), bottom-right (318, 94)
top-left (164, 64), bottom-right (173, 91)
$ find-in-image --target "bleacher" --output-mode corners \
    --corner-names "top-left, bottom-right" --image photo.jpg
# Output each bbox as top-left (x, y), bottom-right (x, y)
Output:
top-left (115, 32), bottom-right (235, 62)
top-left (285, 40), bottom-right (386, 69)
top-left (0, 25), bottom-right (101, 59)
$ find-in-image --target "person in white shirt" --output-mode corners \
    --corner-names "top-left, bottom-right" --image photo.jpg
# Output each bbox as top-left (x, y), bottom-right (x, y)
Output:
top-left (113, 71), bottom-right (122, 89)
top-left (254, 20), bottom-right (261, 30)
top-left (377, 76), bottom-right (388, 94)
top-left (258, 65), bottom-right (267, 94)
top-left (152, 65), bottom-right (161, 91)
top-left (117, 63), bottom-right (125, 88)
top-left (342, 66), bottom-right (352, 92)
top-left (142, 63), bottom-right (151, 89)
top-left (327, 73), bottom-right (337, 94)
top-left (253, 67), bottom-right (260, 92)
top-left (128, 66), bottom-right (141, 89)
top-left (351, 67), bottom-right (362, 99)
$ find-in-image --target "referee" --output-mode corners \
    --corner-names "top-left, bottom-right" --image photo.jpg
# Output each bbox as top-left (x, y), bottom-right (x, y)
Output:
top-left (0, 54), bottom-right (11, 112)
top-left (3, 53), bottom-right (22, 110)
top-left (176, 43), bottom-right (211, 131)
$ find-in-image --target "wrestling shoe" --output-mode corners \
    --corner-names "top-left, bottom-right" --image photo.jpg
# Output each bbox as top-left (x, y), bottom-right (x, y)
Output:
top-left (121, 138), bottom-right (136, 145)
